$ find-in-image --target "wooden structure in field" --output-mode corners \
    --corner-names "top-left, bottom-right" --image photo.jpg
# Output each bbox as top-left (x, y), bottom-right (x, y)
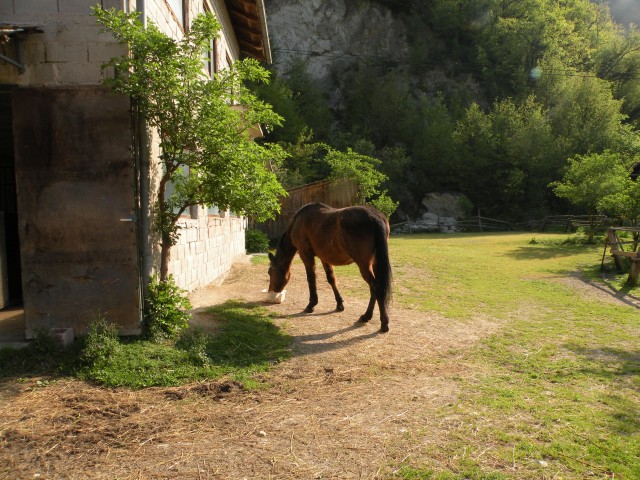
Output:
top-left (602, 227), bottom-right (640, 286)
top-left (258, 179), bottom-right (358, 239)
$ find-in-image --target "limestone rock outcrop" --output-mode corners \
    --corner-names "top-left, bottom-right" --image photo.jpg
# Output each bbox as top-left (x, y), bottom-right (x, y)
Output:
top-left (265, 0), bottom-right (407, 87)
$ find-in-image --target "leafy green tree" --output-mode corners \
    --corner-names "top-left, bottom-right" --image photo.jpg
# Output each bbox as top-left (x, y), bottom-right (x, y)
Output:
top-left (280, 58), bottom-right (334, 141)
top-left (341, 66), bottom-right (420, 148)
top-left (477, 0), bottom-right (602, 98)
top-left (325, 146), bottom-right (398, 218)
top-left (251, 73), bottom-right (307, 144)
top-left (598, 159), bottom-right (640, 226)
top-left (407, 97), bottom-right (457, 210)
top-left (93, 7), bottom-right (286, 280)
top-left (535, 60), bottom-right (628, 155)
top-left (594, 23), bottom-right (640, 122)
top-left (550, 151), bottom-right (629, 241)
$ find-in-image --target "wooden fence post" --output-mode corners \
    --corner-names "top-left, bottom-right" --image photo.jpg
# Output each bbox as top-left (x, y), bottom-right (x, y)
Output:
top-left (628, 259), bottom-right (640, 286)
top-left (607, 228), bottom-right (625, 271)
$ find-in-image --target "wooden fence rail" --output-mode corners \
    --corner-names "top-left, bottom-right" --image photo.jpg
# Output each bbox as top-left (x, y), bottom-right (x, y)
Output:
top-left (456, 216), bottom-right (512, 232)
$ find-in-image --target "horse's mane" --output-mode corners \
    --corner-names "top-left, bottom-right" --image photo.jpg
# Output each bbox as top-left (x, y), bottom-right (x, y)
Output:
top-left (276, 226), bottom-right (297, 261)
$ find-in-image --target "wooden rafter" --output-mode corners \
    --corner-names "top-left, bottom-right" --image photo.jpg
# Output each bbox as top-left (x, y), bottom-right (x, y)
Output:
top-left (224, 0), bottom-right (270, 62)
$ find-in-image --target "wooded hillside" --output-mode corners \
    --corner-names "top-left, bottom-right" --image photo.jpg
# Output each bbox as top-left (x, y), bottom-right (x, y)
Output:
top-left (257, 0), bottom-right (640, 221)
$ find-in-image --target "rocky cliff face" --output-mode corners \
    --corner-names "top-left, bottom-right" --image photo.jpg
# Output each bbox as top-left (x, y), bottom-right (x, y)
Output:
top-left (264, 0), bottom-right (408, 86)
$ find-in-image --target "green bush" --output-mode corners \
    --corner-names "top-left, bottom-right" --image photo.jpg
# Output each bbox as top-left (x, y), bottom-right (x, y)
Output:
top-left (145, 274), bottom-right (192, 340)
top-left (245, 229), bottom-right (270, 253)
top-left (369, 190), bottom-right (399, 219)
top-left (80, 314), bottom-right (120, 366)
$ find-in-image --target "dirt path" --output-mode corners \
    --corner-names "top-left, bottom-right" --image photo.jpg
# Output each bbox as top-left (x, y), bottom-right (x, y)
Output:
top-left (1, 256), bottom-right (500, 479)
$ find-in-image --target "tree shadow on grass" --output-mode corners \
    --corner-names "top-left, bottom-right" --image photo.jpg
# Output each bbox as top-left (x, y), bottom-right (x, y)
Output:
top-left (564, 269), bottom-right (640, 310)
top-left (0, 301), bottom-right (382, 391)
top-left (503, 244), bottom-right (594, 261)
top-left (566, 344), bottom-right (640, 435)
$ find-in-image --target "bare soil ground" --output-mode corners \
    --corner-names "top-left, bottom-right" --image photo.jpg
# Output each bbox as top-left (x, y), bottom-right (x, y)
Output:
top-left (1, 257), bottom-right (504, 479)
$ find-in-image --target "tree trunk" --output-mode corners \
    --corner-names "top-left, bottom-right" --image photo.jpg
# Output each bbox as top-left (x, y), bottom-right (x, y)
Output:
top-left (588, 213), bottom-right (595, 243)
top-left (160, 234), bottom-right (171, 282)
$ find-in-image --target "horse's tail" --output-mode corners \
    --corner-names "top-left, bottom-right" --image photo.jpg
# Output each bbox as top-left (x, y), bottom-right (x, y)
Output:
top-left (373, 215), bottom-right (392, 308)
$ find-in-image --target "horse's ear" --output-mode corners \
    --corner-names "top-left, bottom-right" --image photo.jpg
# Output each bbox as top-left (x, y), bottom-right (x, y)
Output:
top-left (268, 252), bottom-right (275, 262)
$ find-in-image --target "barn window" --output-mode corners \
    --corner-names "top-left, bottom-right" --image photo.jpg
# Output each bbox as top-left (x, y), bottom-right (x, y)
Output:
top-left (167, 0), bottom-right (184, 26)
top-left (203, 2), bottom-right (218, 77)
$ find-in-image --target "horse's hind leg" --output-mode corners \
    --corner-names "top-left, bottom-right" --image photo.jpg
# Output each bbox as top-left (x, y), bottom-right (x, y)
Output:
top-left (359, 283), bottom-right (376, 323)
top-left (376, 289), bottom-right (390, 333)
top-left (357, 264), bottom-right (376, 323)
top-left (322, 262), bottom-right (344, 312)
top-left (300, 254), bottom-right (318, 313)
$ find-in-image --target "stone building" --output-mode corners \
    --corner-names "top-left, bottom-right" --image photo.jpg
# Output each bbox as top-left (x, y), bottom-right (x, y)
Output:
top-left (0, 0), bottom-right (271, 338)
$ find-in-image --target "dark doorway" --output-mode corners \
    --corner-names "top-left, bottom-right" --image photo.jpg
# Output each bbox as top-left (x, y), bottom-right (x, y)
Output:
top-left (0, 88), bottom-right (23, 308)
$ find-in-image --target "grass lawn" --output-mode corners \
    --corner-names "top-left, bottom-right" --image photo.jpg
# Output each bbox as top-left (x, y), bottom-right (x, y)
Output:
top-left (379, 232), bottom-right (639, 479)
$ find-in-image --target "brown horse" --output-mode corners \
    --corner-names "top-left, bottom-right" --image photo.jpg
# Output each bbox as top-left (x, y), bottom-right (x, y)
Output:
top-left (267, 202), bottom-right (392, 332)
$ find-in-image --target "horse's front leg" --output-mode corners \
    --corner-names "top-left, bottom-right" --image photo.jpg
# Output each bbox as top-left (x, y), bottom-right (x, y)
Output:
top-left (322, 262), bottom-right (344, 312)
top-left (300, 253), bottom-right (318, 313)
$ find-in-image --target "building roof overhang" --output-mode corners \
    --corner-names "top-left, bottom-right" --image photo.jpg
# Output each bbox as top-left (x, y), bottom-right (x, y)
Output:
top-left (224, 0), bottom-right (272, 63)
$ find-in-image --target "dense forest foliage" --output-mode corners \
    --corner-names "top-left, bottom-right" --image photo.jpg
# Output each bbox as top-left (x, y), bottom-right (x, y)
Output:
top-left (255, 0), bottom-right (640, 222)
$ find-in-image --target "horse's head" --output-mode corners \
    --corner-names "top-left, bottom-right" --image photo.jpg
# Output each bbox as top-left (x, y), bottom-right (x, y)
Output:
top-left (267, 251), bottom-right (290, 293)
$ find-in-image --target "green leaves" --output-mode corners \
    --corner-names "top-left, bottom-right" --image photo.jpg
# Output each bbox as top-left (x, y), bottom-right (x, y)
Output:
top-left (145, 274), bottom-right (192, 340)
top-left (324, 146), bottom-right (398, 217)
top-left (550, 150), bottom-right (636, 238)
top-left (550, 151), bottom-right (629, 213)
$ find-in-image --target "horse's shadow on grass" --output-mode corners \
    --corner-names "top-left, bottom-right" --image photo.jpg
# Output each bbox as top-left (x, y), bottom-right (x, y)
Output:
top-left (203, 300), bottom-right (381, 361)
top-left (287, 318), bottom-right (381, 357)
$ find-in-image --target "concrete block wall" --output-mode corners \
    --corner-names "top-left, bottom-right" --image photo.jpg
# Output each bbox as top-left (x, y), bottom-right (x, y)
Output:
top-left (0, 0), bottom-right (127, 86)
top-left (0, 0), bottom-right (239, 86)
top-left (168, 209), bottom-right (246, 292)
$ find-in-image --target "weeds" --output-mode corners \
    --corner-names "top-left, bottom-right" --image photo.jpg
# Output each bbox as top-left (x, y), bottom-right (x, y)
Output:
top-left (79, 314), bottom-right (120, 367)
top-left (145, 274), bottom-right (192, 340)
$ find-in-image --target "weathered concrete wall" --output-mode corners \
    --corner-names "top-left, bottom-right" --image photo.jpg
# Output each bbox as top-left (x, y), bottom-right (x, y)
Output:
top-left (169, 211), bottom-right (246, 292)
top-left (12, 86), bottom-right (140, 337)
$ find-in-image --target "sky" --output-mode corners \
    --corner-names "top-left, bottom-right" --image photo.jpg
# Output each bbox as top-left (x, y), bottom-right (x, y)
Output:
top-left (604, 0), bottom-right (640, 26)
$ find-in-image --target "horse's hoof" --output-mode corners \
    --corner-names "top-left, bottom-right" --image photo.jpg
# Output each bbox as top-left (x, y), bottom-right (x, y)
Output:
top-left (358, 315), bottom-right (371, 323)
top-left (379, 325), bottom-right (389, 333)
top-left (304, 306), bottom-right (315, 313)
top-left (336, 303), bottom-right (345, 312)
